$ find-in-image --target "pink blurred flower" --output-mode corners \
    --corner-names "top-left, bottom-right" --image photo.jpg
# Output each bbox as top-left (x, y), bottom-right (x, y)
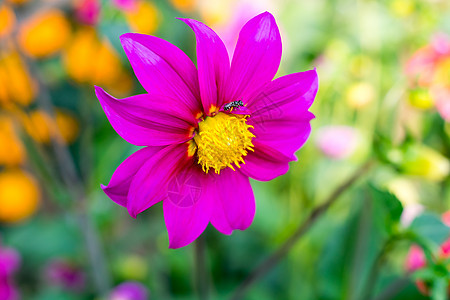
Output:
top-left (315, 125), bottom-right (360, 160)
top-left (405, 245), bottom-right (427, 272)
top-left (0, 276), bottom-right (19, 300)
top-left (405, 33), bottom-right (450, 86)
top-left (96, 12), bottom-right (318, 248)
top-left (0, 244), bottom-right (21, 300)
top-left (74, 0), bottom-right (101, 26)
top-left (431, 86), bottom-right (450, 122)
top-left (405, 33), bottom-right (450, 122)
top-left (0, 248), bottom-right (20, 277)
top-left (109, 281), bottom-right (149, 300)
top-left (405, 211), bottom-right (450, 295)
top-left (44, 259), bottom-right (85, 292)
top-left (112, 0), bottom-right (138, 12)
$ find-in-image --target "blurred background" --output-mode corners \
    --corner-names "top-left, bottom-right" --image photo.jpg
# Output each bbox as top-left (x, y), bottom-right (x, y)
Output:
top-left (1, 0), bottom-right (450, 299)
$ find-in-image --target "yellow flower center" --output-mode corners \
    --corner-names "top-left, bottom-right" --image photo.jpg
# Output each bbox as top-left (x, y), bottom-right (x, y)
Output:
top-left (193, 112), bottom-right (254, 174)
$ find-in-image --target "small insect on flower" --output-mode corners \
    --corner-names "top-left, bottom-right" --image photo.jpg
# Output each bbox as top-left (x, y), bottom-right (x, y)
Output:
top-left (96, 12), bottom-right (318, 249)
top-left (223, 100), bottom-right (244, 112)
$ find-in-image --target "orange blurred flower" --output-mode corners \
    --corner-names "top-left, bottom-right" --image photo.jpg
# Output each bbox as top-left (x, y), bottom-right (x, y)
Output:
top-left (22, 109), bottom-right (79, 144)
top-left (18, 9), bottom-right (71, 58)
top-left (170, 0), bottom-right (196, 13)
top-left (0, 116), bottom-right (26, 167)
top-left (125, 0), bottom-right (159, 34)
top-left (0, 49), bottom-right (36, 107)
top-left (64, 27), bottom-right (132, 93)
top-left (7, 0), bottom-right (30, 4)
top-left (0, 169), bottom-right (40, 224)
top-left (55, 110), bottom-right (80, 144)
top-left (0, 4), bottom-right (15, 38)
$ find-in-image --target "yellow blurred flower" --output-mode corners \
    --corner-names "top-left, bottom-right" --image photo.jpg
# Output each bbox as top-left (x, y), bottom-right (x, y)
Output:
top-left (401, 145), bottom-right (450, 182)
top-left (0, 169), bottom-right (40, 223)
top-left (22, 109), bottom-right (79, 144)
top-left (18, 9), bottom-right (71, 58)
top-left (170, 0), bottom-right (196, 13)
top-left (390, 0), bottom-right (415, 17)
top-left (433, 57), bottom-right (450, 86)
top-left (0, 116), bottom-right (25, 166)
top-left (408, 88), bottom-right (434, 110)
top-left (64, 27), bottom-right (132, 93)
top-left (125, 0), bottom-right (159, 34)
top-left (346, 81), bottom-right (376, 109)
top-left (113, 255), bottom-right (148, 281)
top-left (0, 49), bottom-right (35, 107)
top-left (0, 4), bottom-right (15, 38)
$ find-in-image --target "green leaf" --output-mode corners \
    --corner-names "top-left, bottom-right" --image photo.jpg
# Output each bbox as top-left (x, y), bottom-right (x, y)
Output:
top-left (410, 213), bottom-right (450, 248)
top-left (370, 185), bottom-right (403, 222)
top-left (431, 277), bottom-right (448, 300)
top-left (370, 185), bottom-right (403, 233)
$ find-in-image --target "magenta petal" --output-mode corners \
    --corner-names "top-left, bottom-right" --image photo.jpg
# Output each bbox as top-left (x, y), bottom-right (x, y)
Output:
top-left (248, 69), bottom-right (318, 112)
top-left (127, 143), bottom-right (192, 218)
top-left (95, 87), bottom-right (195, 146)
top-left (240, 141), bottom-right (292, 181)
top-left (101, 146), bottom-right (163, 207)
top-left (163, 165), bottom-right (213, 249)
top-left (210, 169), bottom-right (255, 234)
top-left (226, 12), bottom-right (282, 102)
top-left (180, 18), bottom-right (230, 115)
top-left (120, 33), bottom-right (202, 115)
top-left (248, 70), bottom-right (318, 159)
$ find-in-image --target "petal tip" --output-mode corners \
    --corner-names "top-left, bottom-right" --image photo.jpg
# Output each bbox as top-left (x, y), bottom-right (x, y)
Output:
top-left (127, 208), bottom-right (138, 219)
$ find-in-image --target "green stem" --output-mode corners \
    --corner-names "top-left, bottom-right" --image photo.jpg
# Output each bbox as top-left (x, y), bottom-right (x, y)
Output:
top-left (194, 235), bottom-right (209, 300)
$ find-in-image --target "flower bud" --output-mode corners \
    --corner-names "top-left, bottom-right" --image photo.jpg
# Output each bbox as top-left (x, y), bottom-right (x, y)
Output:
top-left (408, 88), bottom-right (434, 110)
top-left (399, 145), bottom-right (449, 181)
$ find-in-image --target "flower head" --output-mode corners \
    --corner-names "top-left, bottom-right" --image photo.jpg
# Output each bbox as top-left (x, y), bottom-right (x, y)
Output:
top-left (96, 12), bottom-right (318, 248)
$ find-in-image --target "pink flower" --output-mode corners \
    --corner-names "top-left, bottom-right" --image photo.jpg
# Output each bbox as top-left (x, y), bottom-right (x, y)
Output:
top-left (405, 33), bottom-right (450, 122)
top-left (405, 245), bottom-right (427, 272)
top-left (315, 125), bottom-right (359, 160)
top-left (0, 248), bottom-right (20, 277)
top-left (109, 281), bottom-right (149, 300)
top-left (112, 0), bottom-right (138, 12)
top-left (405, 211), bottom-right (450, 295)
top-left (44, 259), bottom-right (85, 292)
top-left (74, 0), bottom-right (101, 26)
top-left (96, 12), bottom-right (318, 249)
top-left (0, 244), bottom-right (20, 300)
top-left (405, 33), bottom-right (450, 87)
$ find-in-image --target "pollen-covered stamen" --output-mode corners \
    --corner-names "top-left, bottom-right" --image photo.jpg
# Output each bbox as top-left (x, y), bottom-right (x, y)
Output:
top-left (194, 112), bottom-right (254, 174)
